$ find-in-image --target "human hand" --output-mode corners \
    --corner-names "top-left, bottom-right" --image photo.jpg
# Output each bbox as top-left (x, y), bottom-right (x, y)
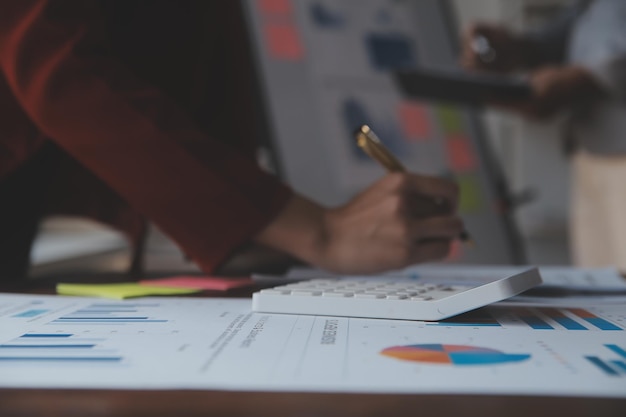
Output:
top-left (312, 173), bottom-right (463, 274)
top-left (460, 23), bottom-right (526, 73)
top-left (491, 66), bottom-right (602, 120)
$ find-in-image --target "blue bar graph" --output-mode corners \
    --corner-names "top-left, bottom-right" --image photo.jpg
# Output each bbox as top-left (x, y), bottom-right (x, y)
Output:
top-left (513, 309), bottom-right (553, 330)
top-left (89, 303), bottom-right (160, 307)
top-left (569, 309), bottom-right (622, 331)
top-left (427, 309), bottom-right (501, 327)
top-left (1, 332), bottom-right (124, 365)
top-left (0, 357), bottom-right (122, 362)
top-left (509, 308), bottom-right (621, 331)
top-left (584, 345), bottom-right (626, 377)
top-left (59, 317), bottom-right (150, 320)
top-left (427, 322), bottom-right (500, 327)
top-left (52, 319), bottom-right (167, 323)
top-left (586, 356), bottom-right (619, 376)
top-left (606, 344), bottom-right (626, 360)
top-left (75, 310), bottom-right (138, 313)
top-left (12, 309), bottom-right (49, 318)
top-left (611, 360), bottom-right (626, 372)
top-left (0, 344), bottom-right (96, 349)
top-left (584, 318), bottom-right (621, 331)
top-left (540, 309), bottom-right (587, 330)
top-left (48, 303), bottom-right (169, 325)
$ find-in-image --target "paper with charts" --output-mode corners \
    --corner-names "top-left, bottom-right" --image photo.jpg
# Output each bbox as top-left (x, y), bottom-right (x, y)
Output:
top-left (1, 292), bottom-right (625, 397)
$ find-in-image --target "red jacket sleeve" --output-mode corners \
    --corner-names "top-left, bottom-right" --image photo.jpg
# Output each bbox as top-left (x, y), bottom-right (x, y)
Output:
top-left (0, 0), bottom-right (293, 273)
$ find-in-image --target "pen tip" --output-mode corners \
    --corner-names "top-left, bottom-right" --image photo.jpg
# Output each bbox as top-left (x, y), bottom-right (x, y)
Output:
top-left (459, 231), bottom-right (476, 248)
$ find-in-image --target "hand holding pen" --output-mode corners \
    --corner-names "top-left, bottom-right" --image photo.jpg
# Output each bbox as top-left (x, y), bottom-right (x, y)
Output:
top-left (355, 125), bottom-right (474, 247)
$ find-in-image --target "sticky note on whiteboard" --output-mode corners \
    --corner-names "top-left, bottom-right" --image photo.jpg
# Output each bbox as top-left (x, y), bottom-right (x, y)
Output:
top-left (264, 22), bottom-right (304, 61)
top-left (436, 105), bottom-right (464, 134)
top-left (457, 175), bottom-right (484, 213)
top-left (397, 101), bottom-right (431, 140)
top-left (445, 135), bottom-right (477, 172)
top-left (259, 0), bottom-right (292, 15)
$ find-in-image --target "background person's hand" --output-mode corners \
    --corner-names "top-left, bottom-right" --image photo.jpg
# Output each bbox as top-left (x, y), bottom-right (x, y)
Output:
top-left (490, 66), bottom-right (603, 120)
top-left (255, 173), bottom-right (464, 275)
top-left (460, 23), bottom-right (528, 73)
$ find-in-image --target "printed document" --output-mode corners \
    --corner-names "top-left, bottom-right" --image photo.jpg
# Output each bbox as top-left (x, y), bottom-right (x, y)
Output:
top-left (1, 293), bottom-right (625, 397)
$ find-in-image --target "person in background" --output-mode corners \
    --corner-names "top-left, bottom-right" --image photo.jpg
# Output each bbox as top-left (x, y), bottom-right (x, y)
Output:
top-left (461, 0), bottom-right (626, 271)
top-left (0, 1), bottom-right (463, 283)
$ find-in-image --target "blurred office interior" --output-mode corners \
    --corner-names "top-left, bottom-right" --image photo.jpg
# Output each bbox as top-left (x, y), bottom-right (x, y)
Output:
top-left (30, 0), bottom-right (577, 277)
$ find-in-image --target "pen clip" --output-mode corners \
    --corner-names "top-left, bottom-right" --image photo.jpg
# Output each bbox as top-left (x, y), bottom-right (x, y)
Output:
top-left (355, 125), bottom-right (406, 173)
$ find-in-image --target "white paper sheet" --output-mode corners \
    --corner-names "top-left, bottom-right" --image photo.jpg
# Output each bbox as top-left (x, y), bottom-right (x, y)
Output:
top-left (1, 293), bottom-right (625, 397)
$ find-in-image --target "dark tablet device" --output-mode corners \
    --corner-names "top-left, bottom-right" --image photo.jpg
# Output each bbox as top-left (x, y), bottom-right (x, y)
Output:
top-left (394, 68), bottom-right (532, 105)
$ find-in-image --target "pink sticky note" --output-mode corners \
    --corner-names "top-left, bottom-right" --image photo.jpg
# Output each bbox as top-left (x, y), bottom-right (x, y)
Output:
top-left (264, 22), bottom-right (304, 61)
top-left (445, 135), bottom-right (476, 172)
top-left (139, 276), bottom-right (255, 291)
top-left (397, 101), bottom-right (431, 141)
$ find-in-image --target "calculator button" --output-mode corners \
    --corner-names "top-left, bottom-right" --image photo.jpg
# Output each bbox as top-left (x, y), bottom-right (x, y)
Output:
top-left (323, 292), bottom-right (352, 297)
top-left (354, 293), bottom-right (386, 299)
top-left (291, 290), bottom-right (322, 296)
top-left (259, 289), bottom-right (291, 295)
top-left (386, 294), bottom-right (408, 300)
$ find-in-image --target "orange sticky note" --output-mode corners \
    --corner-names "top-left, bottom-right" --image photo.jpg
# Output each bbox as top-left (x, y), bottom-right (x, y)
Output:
top-left (264, 22), bottom-right (304, 61)
top-left (446, 135), bottom-right (477, 172)
top-left (139, 276), bottom-right (255, 291)
top-left (397, 101), bottom-right (431, 141)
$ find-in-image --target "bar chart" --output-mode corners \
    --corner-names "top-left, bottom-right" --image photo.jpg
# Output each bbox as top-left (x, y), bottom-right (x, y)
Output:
top-left (422, 306), bottom-right (623, 331)
top-left (0, 333), bottom-right (123, 364)
top-left (47, 302), bottom-right (168, 325)
top-left (585, 344), bottom-right (626, 377)
top-left (505, 307), bottom-right (623, 331)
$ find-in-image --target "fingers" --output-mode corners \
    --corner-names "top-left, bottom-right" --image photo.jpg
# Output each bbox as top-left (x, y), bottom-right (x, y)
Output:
top-left (398, 217), bottom-right (464, 264)
top-left (324, 173), bottom-right (465, 273)
top-left (460, 23), bottom-right (496, 71)
top-left (411, 216), bottom-right (465, 242)
top-left (411, 239), bottom-right (454, 263)
top-left (488, 68), bottom-right (563, 120)
top-left (409, 194), bottom-right (452, 217)
top-left (377, 173), bottom-right (460, 211)
top-left (374, 214), bottom-right (464, 245)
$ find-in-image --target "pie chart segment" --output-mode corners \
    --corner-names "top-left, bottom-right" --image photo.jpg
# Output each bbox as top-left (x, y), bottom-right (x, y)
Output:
top-left (381, 344), bottom-right (531, 366)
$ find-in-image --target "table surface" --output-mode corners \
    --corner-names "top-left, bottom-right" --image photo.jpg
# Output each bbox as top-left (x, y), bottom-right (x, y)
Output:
top-left (2, 273), bottom-right (626, 417)
top-left (1, 389), bottom-right (625, 417)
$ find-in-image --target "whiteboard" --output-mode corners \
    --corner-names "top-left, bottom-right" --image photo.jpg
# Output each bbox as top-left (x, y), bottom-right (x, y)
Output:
top-left (242, 0), bottom-right (525, 264)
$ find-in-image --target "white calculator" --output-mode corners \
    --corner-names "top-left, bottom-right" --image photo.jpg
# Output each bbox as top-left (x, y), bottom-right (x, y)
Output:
top-left (252, 267), bottom-right (542, 321)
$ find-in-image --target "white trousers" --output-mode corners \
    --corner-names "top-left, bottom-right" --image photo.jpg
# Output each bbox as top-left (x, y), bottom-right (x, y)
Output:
top-left (571, 151), bottom-right (626, 272)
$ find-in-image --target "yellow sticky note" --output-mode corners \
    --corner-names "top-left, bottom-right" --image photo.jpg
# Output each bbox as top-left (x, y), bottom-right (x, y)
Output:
top-left (56, 283), bottom-right (200, 299)
top-left (457, 175), bottom-right (484, 213)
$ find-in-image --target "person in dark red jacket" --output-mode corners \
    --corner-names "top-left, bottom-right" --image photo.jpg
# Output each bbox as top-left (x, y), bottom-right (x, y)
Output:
top-left (0, 0), bottom-right (464, 281)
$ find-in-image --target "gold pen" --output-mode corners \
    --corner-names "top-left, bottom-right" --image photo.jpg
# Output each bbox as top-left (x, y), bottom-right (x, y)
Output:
top-left (354, 124), bottom-right (474, 246)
